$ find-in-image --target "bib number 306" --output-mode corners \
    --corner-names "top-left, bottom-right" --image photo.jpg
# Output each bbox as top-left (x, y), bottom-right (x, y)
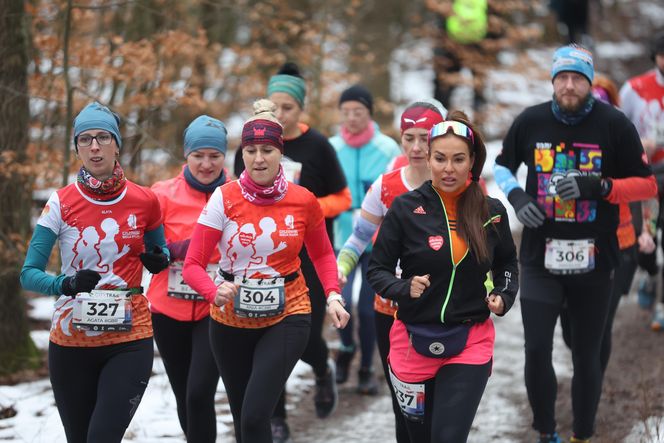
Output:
top-left (544, 238), bottom-right (595, 275)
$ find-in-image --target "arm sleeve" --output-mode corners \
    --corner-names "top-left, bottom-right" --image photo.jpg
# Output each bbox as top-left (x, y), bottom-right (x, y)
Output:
top-left (493, 163), bottom-right (523, 197)
top-left (145, 189), bottom-right (164, 232)
top-left (317, 187), bottom-right (352, 218)
top-left (144, 225), bottom-right (170, 259)
top-left (304, 219), bottom-right (340, 296)
top-left (366, 200), bottom-right (411, 303)
top-left (487, 203), bottom-right (519, 315)
top-left (182, 223), bottom-right (222, 303)
top-left (605, 175), bottom-right (658, 204)
top-left (20, 225), bottom-right (66, 295)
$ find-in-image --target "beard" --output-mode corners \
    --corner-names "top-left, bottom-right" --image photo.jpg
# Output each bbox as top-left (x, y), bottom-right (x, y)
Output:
top-left (554, 92), bottom-right (591, 114)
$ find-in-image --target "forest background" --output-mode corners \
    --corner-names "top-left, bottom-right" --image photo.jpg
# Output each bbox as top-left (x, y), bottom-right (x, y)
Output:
top-left (0, 0), bottom-right (659, 376)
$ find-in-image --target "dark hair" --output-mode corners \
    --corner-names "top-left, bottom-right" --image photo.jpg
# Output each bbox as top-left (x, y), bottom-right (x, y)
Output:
top-left (439, 110), bottom-right (490, 263)
top-left (651, 31), bottom-right (664, 62)
top-left (277, 62), bottom-right (303, 78)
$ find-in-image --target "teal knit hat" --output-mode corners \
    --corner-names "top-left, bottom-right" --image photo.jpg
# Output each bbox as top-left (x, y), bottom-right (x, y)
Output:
top-left (267, 62), bottom-right (306, 108)
top-left (183, 115), bottom-right (228, 157)
top-left (74, 102), bottom-right (122, 148)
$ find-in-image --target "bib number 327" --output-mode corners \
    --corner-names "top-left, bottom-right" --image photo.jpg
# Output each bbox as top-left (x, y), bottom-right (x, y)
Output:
top-left (72, 289), bottom-right (132, 332)
top-left (233, 277), bottom-right (285, 318)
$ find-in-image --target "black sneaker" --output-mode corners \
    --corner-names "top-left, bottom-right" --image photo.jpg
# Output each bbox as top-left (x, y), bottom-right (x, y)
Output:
top-left (357, 367), bottom-right (379, 395)
top-left (314, 359), bottom-right (338, 418)
top-left (270, 417), bottom-right (292, 443)
top-left (335, 347), bottom-right (356, 384)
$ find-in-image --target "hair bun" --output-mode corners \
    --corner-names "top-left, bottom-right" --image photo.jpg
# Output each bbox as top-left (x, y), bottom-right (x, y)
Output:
top-left (277, 62), bottom-right (302, 78)
top-left (253, 99), bottom-right (277, 116)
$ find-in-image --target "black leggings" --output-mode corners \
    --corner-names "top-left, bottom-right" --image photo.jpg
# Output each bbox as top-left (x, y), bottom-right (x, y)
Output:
top-left (152, 314), bottom-right (219, 443)
top-left (210, 314), bottom-right (311, 443)
top-left (401, 361), bottom-right (492, 443)
top-left (521, 267), bottom-right (613, 439)
top-left (561, 246), bottom-right (637, 373)
top-left (375, 311), bottom-right (409, 443)
top-left (273, 252), bottom-right (328, 420)
top-left (49, 338), bottom-right (153, 443)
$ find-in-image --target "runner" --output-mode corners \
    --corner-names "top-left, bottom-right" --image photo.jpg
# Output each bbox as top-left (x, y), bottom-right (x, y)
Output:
top-left (367, 113), bottom-right (519, 442)
top-left (20, 102), bottom-right (170, 443)
top-left (337, 98), bottom-right (445, 443)
top-left (331, 84), bottom-right (401, 393)
top-left (233, 62), bottom-right (351, 442)
top-left (182, 99), bottom-right (350, 443)
top-left (560, 75), bottom-right (648, 375)
top-left (494, 45), bottom-right (657, 443)
top-left (619, 31), bottom-right (664, 330)
top-left (147, 115), bottom-right (229, 442)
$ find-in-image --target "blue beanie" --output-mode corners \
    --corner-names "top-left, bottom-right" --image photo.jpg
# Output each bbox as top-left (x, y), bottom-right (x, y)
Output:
top-left (551, 44), bottom-right (594, 84)
top-left (74, 102), bottom-right (122, 148)
top-left (183, 115), bottom-right (228, 157)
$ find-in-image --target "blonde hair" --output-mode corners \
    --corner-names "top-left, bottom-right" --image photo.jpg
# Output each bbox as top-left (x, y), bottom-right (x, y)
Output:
top-left (244, 99), bottom-right (282, 127)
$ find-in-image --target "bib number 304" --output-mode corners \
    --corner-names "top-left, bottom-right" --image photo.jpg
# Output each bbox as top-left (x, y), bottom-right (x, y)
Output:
top-left (233, 277), bottom-right (285, 318)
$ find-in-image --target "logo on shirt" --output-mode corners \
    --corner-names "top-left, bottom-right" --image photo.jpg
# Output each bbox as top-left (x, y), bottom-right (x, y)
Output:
top-left (413, 206), bottom-right (427, 215)
top-left (285, 214), bottom-right (295, 229)
top-left (127, 214), bottom-right (137, 230)
top-left (428, 235), bottom-right (444, 251)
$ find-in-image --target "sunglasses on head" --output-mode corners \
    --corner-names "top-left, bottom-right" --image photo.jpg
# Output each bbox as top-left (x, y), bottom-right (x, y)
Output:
top-left (429, 121), bottom-right (474, 144)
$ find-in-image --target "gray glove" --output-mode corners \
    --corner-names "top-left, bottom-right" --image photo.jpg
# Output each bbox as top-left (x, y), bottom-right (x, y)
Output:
top-left (555, 175), bottom-right (605, 201)
top-left (507, 188), bottom-right (546, 229)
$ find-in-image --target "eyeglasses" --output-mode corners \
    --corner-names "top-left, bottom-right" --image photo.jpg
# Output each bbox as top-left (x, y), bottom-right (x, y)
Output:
top-left (429, 121), bottom-right (474, 144)
top-left (76, 132), bottom-right (114, 148)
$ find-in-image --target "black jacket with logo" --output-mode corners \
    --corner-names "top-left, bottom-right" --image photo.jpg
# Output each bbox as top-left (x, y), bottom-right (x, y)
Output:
top-left (367, 182), bottom-right (519, 325)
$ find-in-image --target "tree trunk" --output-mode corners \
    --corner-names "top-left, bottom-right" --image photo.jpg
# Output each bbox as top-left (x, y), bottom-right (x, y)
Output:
top-left (0, 0), bottom-right (40, 376)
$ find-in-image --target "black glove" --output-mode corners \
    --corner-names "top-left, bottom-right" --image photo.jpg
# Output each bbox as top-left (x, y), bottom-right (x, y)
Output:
top-left (555, 175), bottom-right (606, 201)
top-left (167, 239), bottom-right (191, 261)
top-left (61, 269), bottom-right (102, 297)
top-left (507, 188), bottom-right (546, 229)
top-left (140, 246), bottom-right (170, 274)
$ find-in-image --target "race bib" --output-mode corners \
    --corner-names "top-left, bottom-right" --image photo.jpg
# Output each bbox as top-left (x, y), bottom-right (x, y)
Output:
top-left (389, 366), bottom-right (425, 422)
top-left (168, 262), bottom-right (216, 301)
top-left (233, 276), bottom-right (285, 318)
top-left (544, 238), bottom-right (595, 274)
top-left (281, 158), bottom-right (303, 184)
top-left (72, 289), bottom-right (132, 332)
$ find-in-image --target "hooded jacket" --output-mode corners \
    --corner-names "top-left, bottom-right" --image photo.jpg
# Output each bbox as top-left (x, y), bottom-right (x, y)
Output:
top-left (367, 182), bottom-right (519, 325)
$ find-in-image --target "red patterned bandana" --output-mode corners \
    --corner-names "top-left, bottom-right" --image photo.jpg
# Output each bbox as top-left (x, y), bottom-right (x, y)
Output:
top-left (241, 119), bottom-right (284, 152)
top-left (76, 161), bottom-right (127, 201)
top-left (238, 165), bottom-right (289, 206)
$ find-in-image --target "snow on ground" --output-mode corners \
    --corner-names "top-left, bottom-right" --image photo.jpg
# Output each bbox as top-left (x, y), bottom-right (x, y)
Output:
top-left (5, 42), bottom-right (664, 442)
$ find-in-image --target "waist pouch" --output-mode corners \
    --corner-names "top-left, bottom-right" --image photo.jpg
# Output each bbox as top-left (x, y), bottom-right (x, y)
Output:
top-left (404, 322), bottom-right (471, 358)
